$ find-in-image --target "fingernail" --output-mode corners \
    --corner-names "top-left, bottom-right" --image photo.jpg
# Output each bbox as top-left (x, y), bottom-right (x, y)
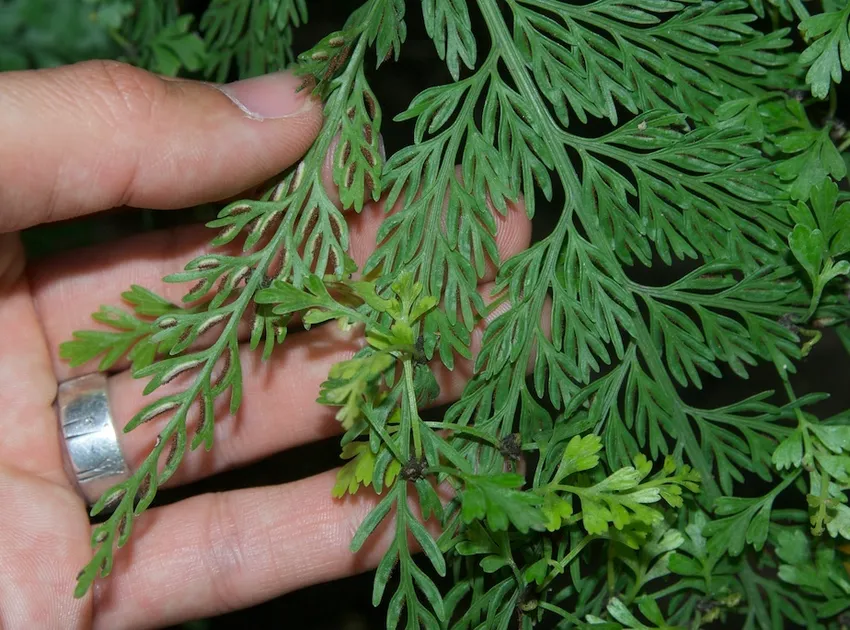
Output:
top-left (217, 72), bottom-right (312, 120)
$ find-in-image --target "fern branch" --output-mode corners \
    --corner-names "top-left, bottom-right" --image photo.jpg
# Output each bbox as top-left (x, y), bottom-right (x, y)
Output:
top-left (476, 0), bottom-right (720, 498)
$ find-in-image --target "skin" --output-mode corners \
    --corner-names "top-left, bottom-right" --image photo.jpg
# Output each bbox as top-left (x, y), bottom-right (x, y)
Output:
top-left (0, 60), bottom-right (532, 629)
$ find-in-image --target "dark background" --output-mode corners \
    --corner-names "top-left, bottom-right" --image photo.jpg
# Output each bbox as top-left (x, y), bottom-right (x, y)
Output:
top-left (11, 0), bottom-right (849, 628)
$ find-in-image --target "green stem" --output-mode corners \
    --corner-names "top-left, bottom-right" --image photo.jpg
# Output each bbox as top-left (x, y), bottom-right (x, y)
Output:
top-left (649, 580), bottom-right (697, 601)
top-left (781, 372), bottom-right (809, 432)
top-left (428, 438), bottom-right (475, 475)
top-left (607, 540), bottom-right (616, 595)
top-left (393, 484), bottom-right (421, 629)
top-left (364, 404), bottom-right (405, 462)
top-left (828, 88), bottom-right (839, 122)
top-left (551, 469), bottom-right (687, 498)
top-left (402, 359), bottom-right (423, 458)
top-left (630, 272), bottom-right (808, 319)
top-left (802, 278), bottom-right (826, 323)
top-left (623, 562), bottom-right (647, 606)
top-left (539, 534), bottom-right (597, 591)
top-left (537, 601), bottom-right (584, 625)
top-left (814, 463), bottom-right (831, 535)
top-left (497, 532), bottom-right (525, 586)
top-left (425, 421), bottom-right (503, 448)
top-left (766, 471), bottom-right (801, 503)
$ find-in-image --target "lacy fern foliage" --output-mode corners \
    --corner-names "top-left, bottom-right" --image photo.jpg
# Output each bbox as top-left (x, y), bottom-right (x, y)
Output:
top-left (63, 0), bottom-right (850, 628)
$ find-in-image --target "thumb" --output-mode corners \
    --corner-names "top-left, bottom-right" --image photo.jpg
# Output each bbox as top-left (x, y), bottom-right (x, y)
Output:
top-left (0, 60), bottom-right (322, 233)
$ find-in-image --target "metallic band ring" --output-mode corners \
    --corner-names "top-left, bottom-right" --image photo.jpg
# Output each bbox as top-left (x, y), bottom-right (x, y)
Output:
top-left (57, 373), bottom-right (130, 506)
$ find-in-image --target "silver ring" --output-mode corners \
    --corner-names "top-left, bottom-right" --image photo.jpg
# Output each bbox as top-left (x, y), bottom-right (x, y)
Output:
top-left (56, 373), bottom-right (130, 506)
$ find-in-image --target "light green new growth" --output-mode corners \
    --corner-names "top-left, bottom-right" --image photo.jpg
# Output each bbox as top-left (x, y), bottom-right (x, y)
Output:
top-left (60, 0), bottom-right (850, 627)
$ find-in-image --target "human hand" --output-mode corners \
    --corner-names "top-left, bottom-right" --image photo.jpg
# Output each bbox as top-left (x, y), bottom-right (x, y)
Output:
top-left (0, 60), bottom-right (531, 629)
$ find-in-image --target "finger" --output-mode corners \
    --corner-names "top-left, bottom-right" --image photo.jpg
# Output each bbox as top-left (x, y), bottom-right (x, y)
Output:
top-left (0, 236), bottom-right (65, 482)
top-left (32, 192), bottom-right (531, 380)
top-left (108, 281), bottom-right (518, 487)
top-left (0, 465), bottom-right (91, 626)
top-left (90, 469), bottom-right (421, 629)
top-left (0, 61), bottom-right (322, 232)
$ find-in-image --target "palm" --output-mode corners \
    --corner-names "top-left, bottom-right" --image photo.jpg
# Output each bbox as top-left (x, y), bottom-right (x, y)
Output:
top-left (0, 235), bottom-right (92, 627)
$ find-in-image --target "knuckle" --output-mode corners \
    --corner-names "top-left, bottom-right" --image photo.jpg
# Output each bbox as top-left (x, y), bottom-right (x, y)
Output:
top-left (200, 493), bottom-right (250, 613)
top-left (72, 60), bottom-right (165, 124)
